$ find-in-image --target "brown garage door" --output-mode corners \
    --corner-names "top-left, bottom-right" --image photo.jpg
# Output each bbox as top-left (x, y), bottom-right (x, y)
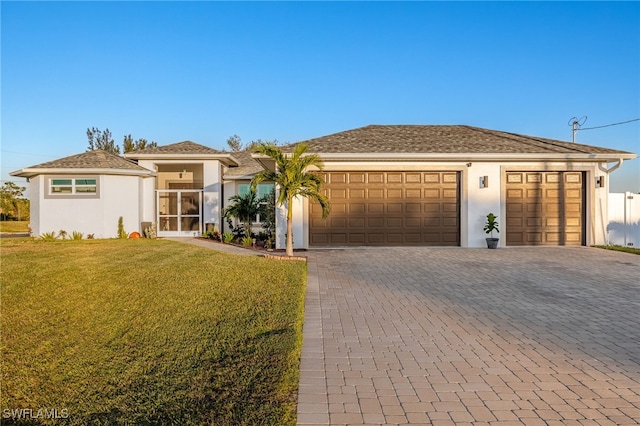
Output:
top-left (506, 171), bottom-right (585, 246)
top-left (310, 171), bottom-right (460, 246)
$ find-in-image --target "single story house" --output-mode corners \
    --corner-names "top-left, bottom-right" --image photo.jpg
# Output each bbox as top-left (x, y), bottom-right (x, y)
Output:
top-left (11, 125), bottom-right (636, 248)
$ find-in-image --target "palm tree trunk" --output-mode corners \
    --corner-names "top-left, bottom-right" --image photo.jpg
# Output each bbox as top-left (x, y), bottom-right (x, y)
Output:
top-left (286, 196), bottom-right (294, 256)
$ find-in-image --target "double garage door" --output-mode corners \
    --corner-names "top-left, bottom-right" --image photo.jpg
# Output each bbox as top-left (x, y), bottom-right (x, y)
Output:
top-left (309, 171), bottom-right (460, 246)
top-left (310, 170), bottom-right (586, 247)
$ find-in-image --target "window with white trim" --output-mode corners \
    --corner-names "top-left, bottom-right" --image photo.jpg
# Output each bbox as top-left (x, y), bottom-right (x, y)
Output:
top-left (49, 177), bottom-right (98, 196)
top-left (238, 183), bottom-right (274, 223)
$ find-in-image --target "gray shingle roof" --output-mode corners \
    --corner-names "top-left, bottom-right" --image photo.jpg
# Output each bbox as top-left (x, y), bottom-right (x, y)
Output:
top-left (131, 141), bottom-right (222, 155)
top-left (22, 149), bottom-right (150, 171)
top-left (285, 125), bottom-right (633, 155)
top-left (223, 150), bottom-right (264, 177)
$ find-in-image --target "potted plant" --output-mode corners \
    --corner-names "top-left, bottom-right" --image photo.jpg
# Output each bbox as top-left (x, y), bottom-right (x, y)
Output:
top-left (483, 213), bottom-right (500, 249)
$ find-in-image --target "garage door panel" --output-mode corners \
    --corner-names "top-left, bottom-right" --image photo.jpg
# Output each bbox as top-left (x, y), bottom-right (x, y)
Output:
top-left (330, 173), bottom-right (347, 184)
top-left (386, 218), bottom-right (403, 228)
top-left (442, 203), bottom-right (458, 212)
top-left (310, 171), bottom-right (460, 246)
top-left (349, 234), bottom-right (365, 244)
top-left (387, 203), bottom-right (403, 214)
top-left (330, 188), bottom-right (347, 199)
top-left (368, 203), bottom-right (384, 214)
top-left (368, 217), bottom-right (384, 227)
top-left (350, 203), bottom-right (365, 214)
top-left (406, 217), bottom-right (422, 227)
top-left (349, 218), bottom-right (365, 228)
top-left (387, 173), bottom-right (403, 183)
top-left (331, 217), bottom-right (346, 227)
top-left (368, 173), bottom-right (385, 184)
top-left (387, 188), bottom-right (403, 198)
top-left (406, 203), bottom-right (421, 212)
top-left (368, 188), bottom-right (384, 198)
top-left (349, 173), bottom-right (366, 184)
top-left (406, 173), bottom-right (422, 183)
top-left (424, 189), bottom-right (440, 198)
top-left (506, 171), bottom-right (584, 246)
top-left (406, 188), bottom-right (422, 198)
top-left (424, 173), bottom-right (440, 183)
top-left (349, 188), bottom-right (365, 198)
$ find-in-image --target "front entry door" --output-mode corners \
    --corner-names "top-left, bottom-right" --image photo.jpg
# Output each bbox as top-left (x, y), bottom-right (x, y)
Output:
top-left (157, 190), bottom-right (202, 236)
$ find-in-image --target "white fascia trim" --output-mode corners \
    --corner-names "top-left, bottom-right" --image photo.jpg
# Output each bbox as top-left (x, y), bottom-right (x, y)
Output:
top-left (223, 174), bottom-right (257, 180)
top-left (9, 168), bottom-right (156, 178)
top-left (312, 153), bottom-right (637, 162)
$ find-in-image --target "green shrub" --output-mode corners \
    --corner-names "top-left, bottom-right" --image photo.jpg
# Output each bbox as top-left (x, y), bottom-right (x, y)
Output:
top-left (241, 236), bottom-right (254, 247)
top-left (222, 232), bottom-right (234, 243)
top-left (71, 231), bottom-right (84, 240)
top-left (117, 217), bottom-right (127, 239)
top-left (40, 232), bottom-right (57, 241)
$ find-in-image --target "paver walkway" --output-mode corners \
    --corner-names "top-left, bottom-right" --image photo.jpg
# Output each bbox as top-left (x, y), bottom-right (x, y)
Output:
top-left (297, 247), bottom-right (640, 425)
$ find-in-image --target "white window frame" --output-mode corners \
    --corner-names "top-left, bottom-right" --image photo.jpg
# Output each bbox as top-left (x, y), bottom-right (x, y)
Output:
top-left (46, 176), bottom-right (100, 199)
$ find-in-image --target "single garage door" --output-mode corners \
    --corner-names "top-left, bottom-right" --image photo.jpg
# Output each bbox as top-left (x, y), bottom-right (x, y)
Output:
top-left (309, 171), bottom-right (460, 246)
top-left (506, 171), bottom-right (585, 246)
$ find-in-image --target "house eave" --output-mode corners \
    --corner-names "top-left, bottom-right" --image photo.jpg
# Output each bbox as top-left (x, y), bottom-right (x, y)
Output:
top-left (10, 168), bottom-right (157, 179)
top-left (312, 152), bottom-right (637, 162)
top-left (125, 152), bottom-right (240, 167)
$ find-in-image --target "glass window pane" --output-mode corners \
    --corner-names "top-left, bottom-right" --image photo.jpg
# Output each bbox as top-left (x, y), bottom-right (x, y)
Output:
top-left (51, 186), bottom-right (72, 193)
top-left (181, 217), bottom-right (200, 231)
top-left (76, 179), bottom-right (96, 185)
top-left (238, 184), bottom-right (250, 196)
top-left (258, 184), bottom-right (274, 198)
top-left (52, 179), bottom-right (72, 185)
top-left (75, 186), bottom-right (97, 193)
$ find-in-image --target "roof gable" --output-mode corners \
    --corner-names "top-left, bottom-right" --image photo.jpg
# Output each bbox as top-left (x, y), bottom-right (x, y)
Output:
top-left (285, 125), bottom-right (634, 156)
top-left (129, 141), bottom-right (223, 155)
top-left (22, 149), bottom-right (149, 171)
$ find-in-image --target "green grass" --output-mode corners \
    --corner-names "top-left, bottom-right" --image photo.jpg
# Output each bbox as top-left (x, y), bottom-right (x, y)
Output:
top-left (0, 221), bottom-right (29, 233)
top-left (593, 245), bottom-right (640, 255)
top-left (1, 239), bottom-right (307, 425)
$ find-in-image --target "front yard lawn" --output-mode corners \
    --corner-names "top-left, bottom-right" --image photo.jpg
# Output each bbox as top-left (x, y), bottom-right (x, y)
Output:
top-left (1, 239), bottom-right (307, 425)
top-left (0, 221), bottom-right (29, 233)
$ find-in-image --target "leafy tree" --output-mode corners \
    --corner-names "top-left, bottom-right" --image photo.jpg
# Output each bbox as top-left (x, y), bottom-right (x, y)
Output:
top-left (227, 135), bottom-right (279, 152)
top-left (224, 190), bottom-right (262, 238)
top-left (123, 135), bottom-right (157, 153)
top-left (87, 127), bottom-right (120, 154)
top-left (0, 181), bottom-right (28, 220)
top-left (251, 142), bottom-right (330, 256)
top-left (227, 135), bottom-right (243, 152)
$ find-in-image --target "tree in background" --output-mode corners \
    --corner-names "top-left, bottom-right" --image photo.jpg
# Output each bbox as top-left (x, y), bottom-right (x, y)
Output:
top-left (0, 181), bottom-right (29, 221)
top-left (87, 127), bottom-right (120, 154)
top-left (226, 135), bottom-right (243, 152)
top-left (251, 142), bottom-right (330, 256)
top-left (87, 128), bottom-right (157, 154)
top-left (123, 135), bottom-right (157, 153)
top-left (227, 135), bottom-right (279, 152)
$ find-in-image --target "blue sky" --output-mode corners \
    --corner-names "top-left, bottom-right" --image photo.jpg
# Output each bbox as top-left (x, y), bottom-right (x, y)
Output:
top-left (2, 1), bottom-right (639, 192)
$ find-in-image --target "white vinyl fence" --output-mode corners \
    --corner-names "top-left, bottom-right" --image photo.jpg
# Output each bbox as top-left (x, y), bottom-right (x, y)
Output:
top-left (608, 192), bottom-right (640, 247)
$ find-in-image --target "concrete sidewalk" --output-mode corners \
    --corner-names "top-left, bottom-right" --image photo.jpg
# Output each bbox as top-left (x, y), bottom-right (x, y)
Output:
top-left (297, 247), bottom-right (640, 425)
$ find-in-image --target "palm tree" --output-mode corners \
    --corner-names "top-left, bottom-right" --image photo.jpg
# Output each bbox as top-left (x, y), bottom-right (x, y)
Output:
top-left (251, 142), bottom-right (330, 256)
top-left (224, 190), bottom-right (261, 238)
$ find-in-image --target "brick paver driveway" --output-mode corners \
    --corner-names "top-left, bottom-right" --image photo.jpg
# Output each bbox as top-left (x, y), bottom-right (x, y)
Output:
top-left (297, 247), bottom-right (640, 425)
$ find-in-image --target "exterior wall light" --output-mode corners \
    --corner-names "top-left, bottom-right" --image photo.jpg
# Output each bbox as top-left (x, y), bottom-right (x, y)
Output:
top-left (479, 176), bottom-right (489, 188)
